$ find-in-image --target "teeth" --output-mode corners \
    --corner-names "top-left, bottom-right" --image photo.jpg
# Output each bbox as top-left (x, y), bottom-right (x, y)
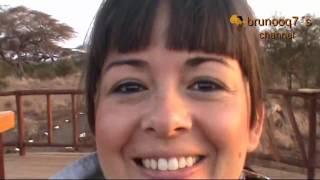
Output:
top-left (186, 156), bottom-right (194, 167)
top-left (168, 158), bottom-right (179, 171)
top-left (142, 159), bottom-right (150, 169)
top-left (178, 157), bottom-right (186, 169)
top-left (139, 156), bottom-right (201, 171)
top-left (150, 159), bottom-right (157, 170)
top-left (158, 158), bottom-right (168, 171)
top-left (193, 156), bottom-right (199, 164)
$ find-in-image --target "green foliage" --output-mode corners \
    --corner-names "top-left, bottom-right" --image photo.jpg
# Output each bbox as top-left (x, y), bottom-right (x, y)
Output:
top-left (263, 15), bottom-right (320, 89)
top-left (54, 59), bottom-right (77, 77)
top-left (23, 64), bottom-right (36, 76)
top-left (0, 58), bottom-right (82, 80)
top-left (0, 59), bottom-right (81, 80)
top-left (24, 59), bottom-right (80, 79)
top-left (32, 62), bottom-right (57, 80)
top-left (0, 79), bottom-right (8, 90)
top-left (0, 61), bottom-right (15, 78)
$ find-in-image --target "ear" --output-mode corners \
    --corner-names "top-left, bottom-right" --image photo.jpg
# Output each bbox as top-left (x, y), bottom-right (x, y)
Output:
top-left (247, 103), bottom-right (265, 152)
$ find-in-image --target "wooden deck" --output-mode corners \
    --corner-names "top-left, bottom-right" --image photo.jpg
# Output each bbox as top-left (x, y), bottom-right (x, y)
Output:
top-left (4, 152), bottom-right (320, 179)
top-left (4, 152), bottom-right (89, 179)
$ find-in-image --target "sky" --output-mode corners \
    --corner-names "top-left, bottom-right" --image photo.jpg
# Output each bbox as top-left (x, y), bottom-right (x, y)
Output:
top-left (1, 0), bottom-right (320, 48)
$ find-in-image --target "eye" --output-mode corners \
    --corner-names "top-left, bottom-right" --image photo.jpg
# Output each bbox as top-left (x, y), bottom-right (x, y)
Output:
top-left (112, 81), bottom-right (147, 94)
top-left (188, 79), bottom-right (224, 92)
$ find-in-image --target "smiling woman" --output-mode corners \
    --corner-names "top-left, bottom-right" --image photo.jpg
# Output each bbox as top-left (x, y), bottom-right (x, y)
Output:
top-left (52, 0), bottom-right (268, 179)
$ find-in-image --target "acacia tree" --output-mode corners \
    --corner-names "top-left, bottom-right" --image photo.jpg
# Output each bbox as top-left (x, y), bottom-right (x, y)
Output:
top-left (0, 5), bottom-right (75, 77)
top-left (263, 15), bottom-right (320, 89)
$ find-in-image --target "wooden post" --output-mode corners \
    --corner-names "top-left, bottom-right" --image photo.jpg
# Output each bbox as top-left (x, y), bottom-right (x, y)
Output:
top-left (282, 96), bottom-right (308, 167)
top-left (71, 94), bottom-right (79, 151)
top-left (307, 96), bottom-right (317, 179)
top-left (16, 95), bottom-right (25, 156)
top-left (47, 95), bottom-right (53, 144)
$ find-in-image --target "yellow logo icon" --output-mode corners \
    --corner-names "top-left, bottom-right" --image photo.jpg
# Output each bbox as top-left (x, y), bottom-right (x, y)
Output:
top-left (230, 15), bottom-right (244, 26)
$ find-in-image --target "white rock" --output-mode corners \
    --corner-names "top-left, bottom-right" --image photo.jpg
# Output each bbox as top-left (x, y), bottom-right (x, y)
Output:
top-left (79, 132), bottom-right (86, 138)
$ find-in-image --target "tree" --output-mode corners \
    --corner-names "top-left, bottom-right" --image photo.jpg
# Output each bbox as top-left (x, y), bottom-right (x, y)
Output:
top-left (263, 15), bottom-right (320, 89)
top-left (0, 5), bottom-right (75, 77)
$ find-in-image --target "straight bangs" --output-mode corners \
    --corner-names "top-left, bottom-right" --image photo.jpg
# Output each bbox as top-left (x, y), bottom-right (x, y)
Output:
top-left (92, 0), bottom-right (160, 54)
top-left (90, 0), bottom-right (259, 76)
top-left (167, 0), bottom-right (261, 77)
top-left (92, 0), bottom-right (261, 80)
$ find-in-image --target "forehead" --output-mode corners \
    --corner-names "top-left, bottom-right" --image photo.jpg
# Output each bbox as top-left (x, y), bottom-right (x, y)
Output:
top-left (104, 46), bottom-right (241, 79)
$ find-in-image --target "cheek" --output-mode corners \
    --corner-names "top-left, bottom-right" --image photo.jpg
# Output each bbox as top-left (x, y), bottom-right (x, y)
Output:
top-left (95, 100), bottom-right (140, 151)
top-left (196, 97), bottom-right (250, 151)
top-left (195, 97), bottom-right (250, 177)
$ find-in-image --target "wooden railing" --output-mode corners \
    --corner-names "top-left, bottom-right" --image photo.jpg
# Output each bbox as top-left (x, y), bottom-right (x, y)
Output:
top-left (0, 89), bottom-right (93, 156)
top-left (0, 89), bottom-right (319, 179)
top-left (261, 88), bottom-right (319, 179)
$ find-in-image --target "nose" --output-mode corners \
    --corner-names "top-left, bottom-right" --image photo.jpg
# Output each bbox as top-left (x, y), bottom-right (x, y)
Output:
top-left (141, 88), bottom-right (192, 138)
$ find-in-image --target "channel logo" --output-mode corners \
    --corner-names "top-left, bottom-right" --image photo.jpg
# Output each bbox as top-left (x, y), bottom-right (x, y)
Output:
top-left (229, 15), bottom-right (244, 26)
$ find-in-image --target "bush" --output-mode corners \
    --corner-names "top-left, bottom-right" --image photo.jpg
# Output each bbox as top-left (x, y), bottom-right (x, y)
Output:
top-left (0, 61), bottom-right (14, 78)
top-left (74, 56), bottom-right (85, 69)
top-left (0, 59), bottom-right (80, 80)
top-left (23, 63), bottom-right (36, 77)
top-left (0, 79), bottom-right (8, 90)
top-left (54, 59), bottom-right (77, 77)
top-left (32, 62), bottom-right (56, 80)
top-left (35, 68), bottom-right (56, 80)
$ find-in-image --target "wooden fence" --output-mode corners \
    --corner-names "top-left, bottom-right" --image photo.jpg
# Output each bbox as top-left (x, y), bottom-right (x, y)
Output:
top-left (0, 89), bottom-right (93, 156)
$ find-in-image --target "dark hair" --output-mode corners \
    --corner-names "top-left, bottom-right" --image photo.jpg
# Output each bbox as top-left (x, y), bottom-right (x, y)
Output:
top-left (85, 0), bottom-right (264, 134)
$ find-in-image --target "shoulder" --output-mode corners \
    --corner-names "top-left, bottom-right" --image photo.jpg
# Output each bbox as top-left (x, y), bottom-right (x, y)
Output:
top-left (50, 152), bottom-right (105, 179)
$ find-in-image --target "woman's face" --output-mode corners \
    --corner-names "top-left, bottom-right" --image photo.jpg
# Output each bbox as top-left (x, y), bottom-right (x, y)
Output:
top-left (95, 3), bottom-right (263, 179)
top-left (95, 47), bottom-right (263, 179)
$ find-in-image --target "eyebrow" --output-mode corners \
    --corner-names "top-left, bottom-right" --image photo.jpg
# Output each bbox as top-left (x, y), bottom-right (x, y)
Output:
top-left (103, 56), bottom-right (232, 74)
top-left (185, 56), bottom-right (232, 69)
top-left (103, 59), bottom-right (148, 73)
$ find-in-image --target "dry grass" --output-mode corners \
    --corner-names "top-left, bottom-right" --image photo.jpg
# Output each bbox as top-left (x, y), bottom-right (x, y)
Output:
top-left (0, 72), bottom-right (83, 112)
top-left (2, 73), bottom-right (83, 91)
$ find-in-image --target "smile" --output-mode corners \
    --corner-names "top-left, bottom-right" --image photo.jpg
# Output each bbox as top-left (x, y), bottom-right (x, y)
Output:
top-left (134, 155), bottom-right (206, 171)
